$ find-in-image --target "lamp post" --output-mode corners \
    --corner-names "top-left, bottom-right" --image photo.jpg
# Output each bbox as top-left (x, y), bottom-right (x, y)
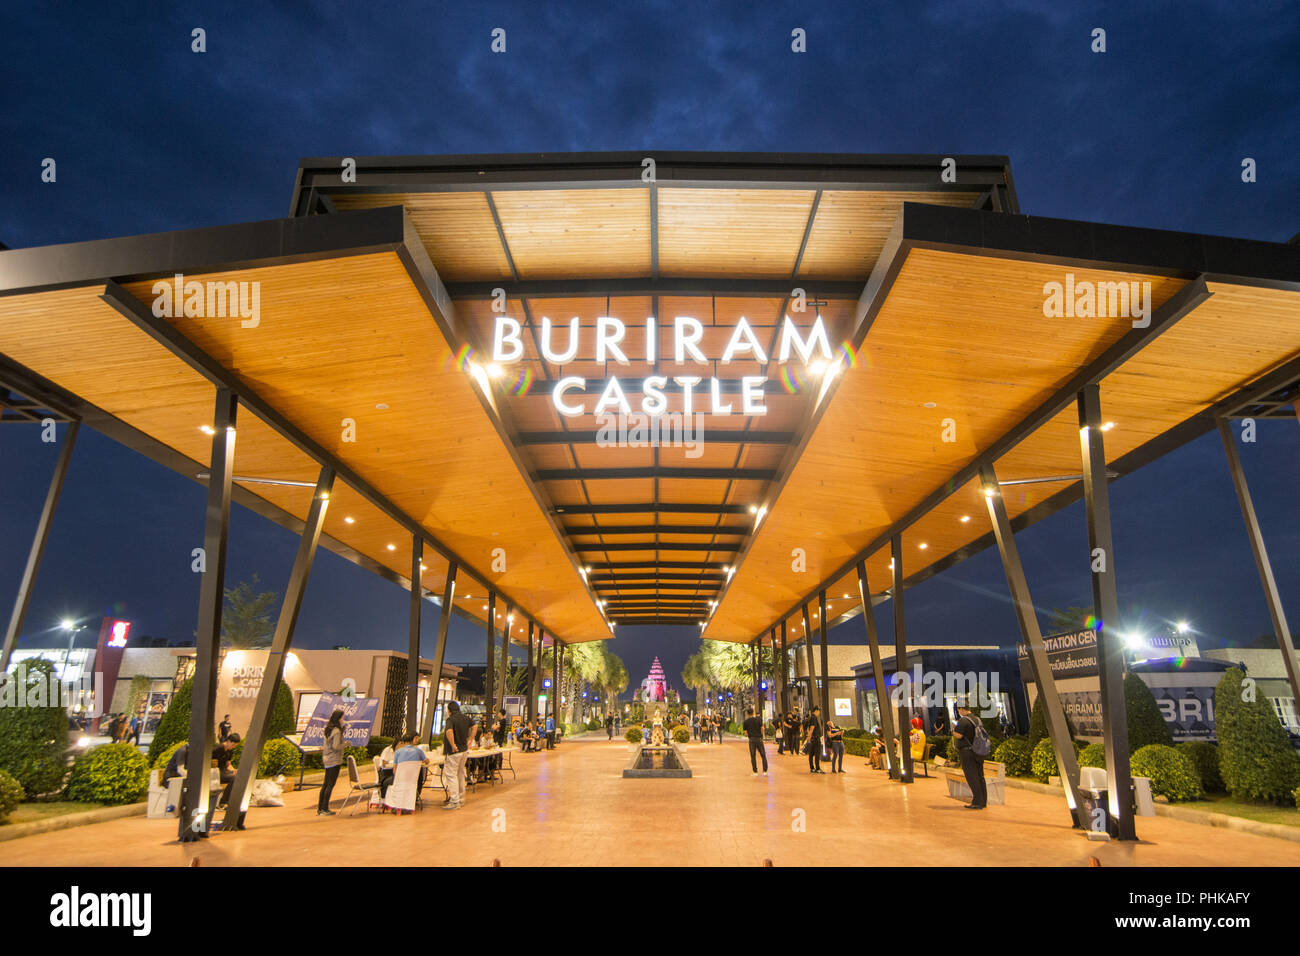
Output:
top-left (59, 619), bottom-right (86, 682)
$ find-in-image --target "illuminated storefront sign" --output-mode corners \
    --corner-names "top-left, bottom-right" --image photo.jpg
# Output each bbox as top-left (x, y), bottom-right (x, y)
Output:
top-left (491, 313), bottom-right (836, 417)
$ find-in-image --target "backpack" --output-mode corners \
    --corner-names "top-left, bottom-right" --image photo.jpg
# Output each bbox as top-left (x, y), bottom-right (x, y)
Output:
top-left (970, 716), bottom-right (991, 757)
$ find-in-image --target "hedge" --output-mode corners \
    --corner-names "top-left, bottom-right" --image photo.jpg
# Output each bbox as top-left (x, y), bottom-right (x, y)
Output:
top-left (367, 736), bottom-right (394, 758)
top-left (672, 726), bottom-right (690, 743)
top-left (1176, 741), bottom-right (1223, 793)
top-left (0, 769), bottom-right (24, 822)
top-left (993, 736), bottom-right (1033, 777)
top-left (1125, 673), bottom-right (1173, 749)
top-left (65, 743), bottom-right (151, 805)
top-left (624, 727), bottom-right (643, 744)
top-left (0, 658), bottom-right (71, 798)
top-left (1079, 743), bottom-right (1107, 769)
top-left (843, 728), bottom-right (870, 739)
top-left (1215, 666), bottom-right (1300, 803)
top-left (1130, 744), bottom-right (1202, 802)
top-left (152, 740), bottom-right (185, 772)
top-left (929, 734), bottom-right (952, 760)
top-left (843, 736), bottom-right (874, 759)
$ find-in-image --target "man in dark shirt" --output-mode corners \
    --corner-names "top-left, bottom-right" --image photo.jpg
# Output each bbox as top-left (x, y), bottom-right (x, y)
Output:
top-left (803, 706), bottom-right (824, 773)
top-left (218, 714), bottom-right (232, 742)
top-left (953, 703), bottom-right (987, 809)
top-left (162, 742), bottom-right (189, 785)
top-left (782, 711), bottom-right (798, 756)
top-left (441, 701), bottom-right (473, 810)
top-left (742, 707), bottom-right (768, 775)
top-left (213, 733), bottom-right (240, 809)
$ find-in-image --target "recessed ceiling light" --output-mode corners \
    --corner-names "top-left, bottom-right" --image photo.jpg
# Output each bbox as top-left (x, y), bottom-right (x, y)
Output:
top-left (960, 515), bottom-right (970, 523)
top-left (376, 403), bottom-right (389, 410)
top-left (923, 402), bottom-right (937, 409)
top-left (918, 543), bottom-right (928, 550)
top-left (343, 516), bottom-right (355, 525)
top-left (199, 425), bottom-right (216, 436)
top-left (387, 544), bottom-right (396, 551)
top-left (1101, 421), bottom-right (1116, 431)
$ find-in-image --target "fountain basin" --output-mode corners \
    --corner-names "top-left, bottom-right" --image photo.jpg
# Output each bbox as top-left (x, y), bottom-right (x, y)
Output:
top-left (622, 744), bottom-right (692, 778)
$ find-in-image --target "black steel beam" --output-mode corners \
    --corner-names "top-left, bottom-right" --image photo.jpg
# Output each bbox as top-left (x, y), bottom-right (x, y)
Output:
top-left (818, 589), bottom-right (831, 719)
top-left (981, 462), bottom-right (1086, 827)
top-left (447, 277), bottom-right (863, 300)
top-left (1, 421), bottom-right (79, 677)
top-left (224, 465), bottom-right (335, 830)
top-left (485, 591), bottom-right (497, 719)
top-left (537, 467), bottom-right (775, 481)
top-left (572, 542), bottom-right (739, 553)
top-left (584, 561), bottom-right (730, 571)
top-left (856, 560), bottom-right (899, 778)
top-left (554, 503), bottom-right (749, 516)
top-left (179, 389), bottom-right (236, 842)
top-left (498, 601), bottom-right (513, 711)
top-left (406, 537), bottom-right (423, 735)
top-left (891, 535), bottom-right (914, 784)
top-left (1218, 417), bottom-right (1300, 723)
top-left (566, 524), bottom-right (747, 537)
top-left (1079, 386), bottom-right (1136, 840)
top-left (421, 562), bottom-right (458, 744)
top-left (520, 429), bottom-right (793, 446)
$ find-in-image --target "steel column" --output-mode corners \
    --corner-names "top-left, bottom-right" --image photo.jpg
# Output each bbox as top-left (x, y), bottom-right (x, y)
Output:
top-left (1079, 386), bottom-right (1136, 840)
top-left (551, 638), bottom-right (560, 721)
top-left (980, 463), bottom-right (1087, 828)
top-left (526, 622), bottom-right (536, 721)
top-left (856, 560), bottom-right (900, 778)
top-left (420, 561), bottom-right (457, 744)
top-left (1218, 417), bottom-right (1300, 714)
top-left (779, 621), bottom-right (789, 716)
top-left (1, 420), bottom-right (79, 678)
top-left (406, 537), bottom-right (422, 735)
top-left (818, 589), bottom-right (831, 718)
top-left (800, 605), bottom-right (816, 711)
top-left (532, 629), bottom-right (545, 720)
top-left (498, 604), bottom-right (513, 713)
top-left (891, 535), bottom-right (914, 784)
top-left (224, 465), bottom-right (335, 829)
top-left (179, 389), bottom-right (236, 842)
top-left (484, 591), bottom-right (497, 718)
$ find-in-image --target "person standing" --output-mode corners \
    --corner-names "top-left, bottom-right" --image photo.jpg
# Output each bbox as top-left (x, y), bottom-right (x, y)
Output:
top-left (953, 703), bottom-right (987, 809)
top-left (606, 714), bottom-right (614, 740)
top-left (493, 707), bottom-right (510, 747)
top-left (742, 707), bottom-right (768, 776)
top-left (317, 709), bottom-right (346, 816)
top-left (441, 701), bottom-right (472, 810)
top-left (803, 706), bottom-right (824, 773)
top-left (825, 719), bottom-right (845, 773)
top-left (713, 712), bottom-right (724, 742)
top-left (130, 712), bottom-right (142, 747)
top-left (782, 711), bottom-right (797, 756)
top-left (545, 712), bottom-right (556, 750)
top-left (218, 714), bottom-right (232, 743)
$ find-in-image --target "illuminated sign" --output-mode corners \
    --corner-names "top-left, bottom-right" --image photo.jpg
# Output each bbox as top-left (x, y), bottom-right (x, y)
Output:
top-left (834, 698), bottom-right (853, 717)
top-left (107, 620), bottom-right (131, 648)
top-left (491, 313), bottom-right (836, 418)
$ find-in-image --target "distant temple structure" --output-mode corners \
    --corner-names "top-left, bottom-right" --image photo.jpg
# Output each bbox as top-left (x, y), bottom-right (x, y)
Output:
top-left (638, 657), bottom-right (671, 703)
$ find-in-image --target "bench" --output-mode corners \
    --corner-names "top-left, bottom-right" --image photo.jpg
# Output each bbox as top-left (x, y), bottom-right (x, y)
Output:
top-left (939, 759), bottom-right (1006, 805)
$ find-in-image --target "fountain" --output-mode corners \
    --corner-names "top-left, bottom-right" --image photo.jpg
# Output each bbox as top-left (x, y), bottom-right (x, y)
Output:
top-left (623, 712), bottom-right (692, 778)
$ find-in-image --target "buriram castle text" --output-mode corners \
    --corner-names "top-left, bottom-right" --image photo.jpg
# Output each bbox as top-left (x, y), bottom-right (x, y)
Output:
top-left (490, 313), bottom-right (838, 418)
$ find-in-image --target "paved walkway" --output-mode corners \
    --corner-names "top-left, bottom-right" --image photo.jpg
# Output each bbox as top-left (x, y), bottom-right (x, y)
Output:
top-left (2, 737), bottom-right (1298, 866)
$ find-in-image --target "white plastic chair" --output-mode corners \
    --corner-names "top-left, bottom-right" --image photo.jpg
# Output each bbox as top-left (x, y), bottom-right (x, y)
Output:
top-left (383, 760), bottom-right (420, 814)
top-left (340, 755), bottom-right (378, 816)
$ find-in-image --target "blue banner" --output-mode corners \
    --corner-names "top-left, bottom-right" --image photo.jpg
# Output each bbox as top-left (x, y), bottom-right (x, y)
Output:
top-left (300, 691), bottom-right (379, 747)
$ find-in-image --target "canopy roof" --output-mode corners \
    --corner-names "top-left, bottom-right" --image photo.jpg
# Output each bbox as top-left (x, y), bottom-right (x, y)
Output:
top-left (2, 152), bottom-right (1296, 646)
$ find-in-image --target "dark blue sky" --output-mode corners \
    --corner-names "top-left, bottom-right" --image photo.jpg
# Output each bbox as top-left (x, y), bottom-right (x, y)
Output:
top-left (2, 2), bottom-right (1297, 695)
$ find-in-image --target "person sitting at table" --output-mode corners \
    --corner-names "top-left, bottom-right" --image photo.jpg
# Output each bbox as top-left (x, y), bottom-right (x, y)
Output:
top-left (390, 732), bottom-right (428, 812)
top-left (377, 738), bottom-right (398, 797)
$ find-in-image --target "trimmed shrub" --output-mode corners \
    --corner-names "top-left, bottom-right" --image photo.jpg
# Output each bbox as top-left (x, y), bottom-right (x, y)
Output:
top-left (151, 740), bottom-right (185, 771)
top-left (843, 728), bottom-right (869, 739)
top-left (1031, 738), bottom-right (1057, 782)
top-left (1079, 743), bottom-right (1107, 769)
top-left (1294, 786), bottom-right (1300, 811)
top-left (344, 745), bottom-right (369, 768)
top-left (946, 735), bottom-right (960, 764)
top-left (1215, 666), bottom-right (1300, 803)
top-left (672, 726), bottom-right (690, 743)
top-left (1130, 744), bottom-right (1202, 802)
top-left (267, 682), bottom-right (296, 739)
top-left (624, 727), bottom-right (643, 744)
top-left (726, 721), bottom-right (742, 736)
top-left (1027, 695), bottom-right (1048, 747)
top-left (258, 738), bottom-right (302, 778)
top-left (0, 769), bottom-right (24, 822)
top-left (367, 736), bottom-right (393, 759)
top-left (146, 678), bottom-right (193, 765)
top-left (1177, 741), bottom-right (1223, 794)
top-left (586, 719), bottom-right (602, 731)
top-left (929, 734), bottom-right (952, 759)
top-left (65, 743), bottom-right (150, 805)
top-left (1125, 673), bottom-right (1173, 749)
top-left (993, 736), bottom-right (1033, 777)
top-left (843, 736), bottom-right (874, 759)
top-left (0, 658), bottom-right (71, 798)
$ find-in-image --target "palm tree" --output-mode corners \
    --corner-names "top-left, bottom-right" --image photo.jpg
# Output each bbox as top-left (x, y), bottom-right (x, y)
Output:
top-left (220, 575), bottom-right (278, 647)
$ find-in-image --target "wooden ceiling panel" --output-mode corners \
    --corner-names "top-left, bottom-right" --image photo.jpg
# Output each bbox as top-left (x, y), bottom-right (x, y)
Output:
top-left (658, 188), bottom-right (816, 278)
top-left (492, 189), bottom-right (651, 279)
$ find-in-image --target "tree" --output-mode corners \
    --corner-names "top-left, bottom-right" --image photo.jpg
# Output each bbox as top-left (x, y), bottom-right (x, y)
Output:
top-left (1124, 672), bottom-right (1173, 749)
top-left (1045, 606), bottom-right (1094, 633)
top-left (0, 658), bottom-right (70, 798)
top-left (1215, 666), bottom-right (1300, 803)
top-left (267, 681), bottom-right (296, 738)
top-left (220, 575), bottom-right (278, 648)
top-left (504, 664), bottom-right (530, 697)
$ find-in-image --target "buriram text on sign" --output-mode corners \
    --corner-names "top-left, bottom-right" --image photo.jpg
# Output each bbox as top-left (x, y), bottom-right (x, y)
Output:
top-left (491, 314), bottom-right (835, 417)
